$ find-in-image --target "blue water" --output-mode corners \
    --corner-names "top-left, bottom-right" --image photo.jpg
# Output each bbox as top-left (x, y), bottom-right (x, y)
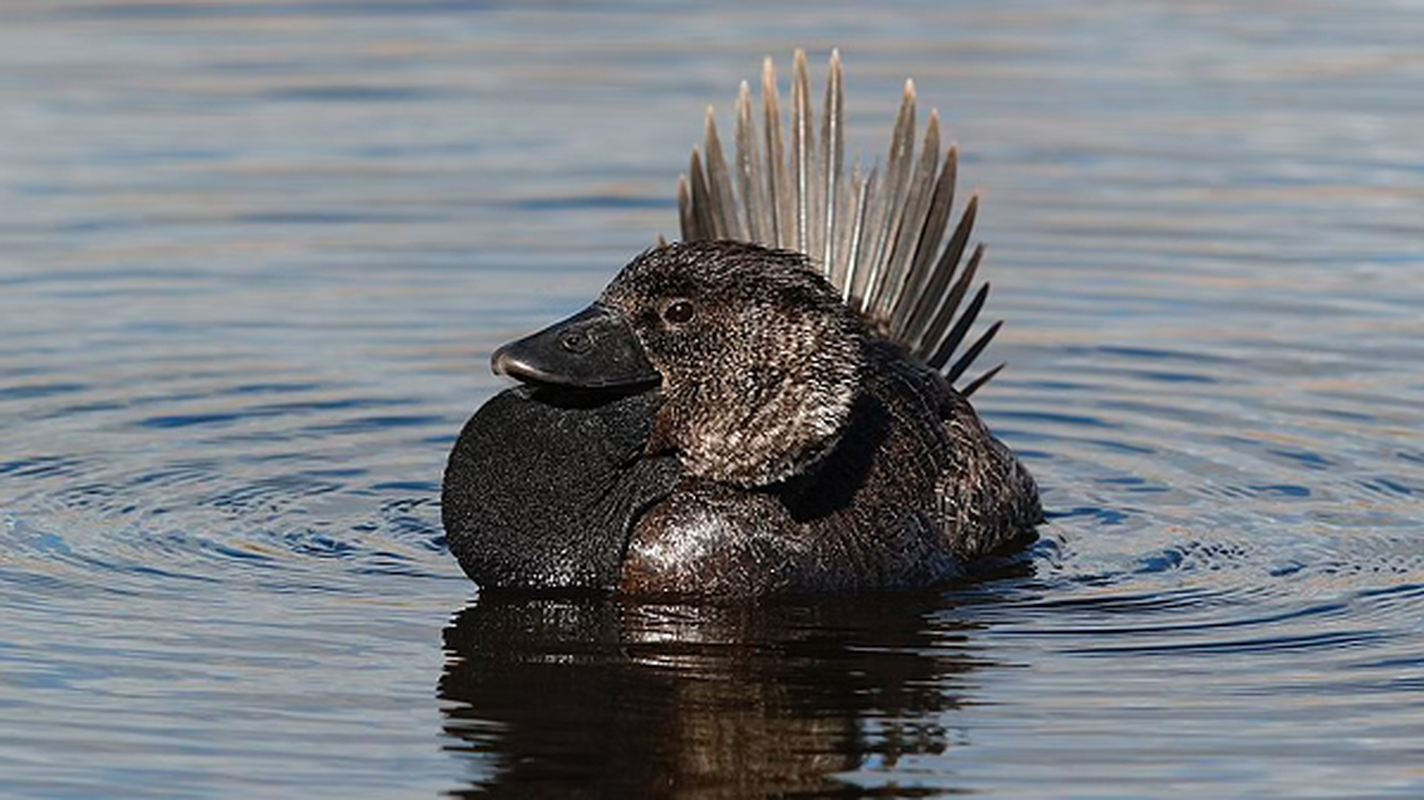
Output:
top-left (3, 2), bottom-right (1423, 797)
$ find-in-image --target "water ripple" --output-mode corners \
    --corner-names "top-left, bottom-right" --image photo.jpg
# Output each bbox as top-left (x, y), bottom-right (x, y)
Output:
top-left (1065, 629), bottom-right (1392, 658)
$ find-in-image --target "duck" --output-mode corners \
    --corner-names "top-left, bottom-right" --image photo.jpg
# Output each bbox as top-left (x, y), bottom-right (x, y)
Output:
top-left (442, 50), bottom-right (1043, 597)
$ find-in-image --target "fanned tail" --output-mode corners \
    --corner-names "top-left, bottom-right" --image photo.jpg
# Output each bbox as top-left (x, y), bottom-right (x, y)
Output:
top-left (678, 49), bottom-right (1004, 396)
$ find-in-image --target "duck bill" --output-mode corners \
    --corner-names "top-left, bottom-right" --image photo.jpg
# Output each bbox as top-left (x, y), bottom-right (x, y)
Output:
top-left (491, 303), bottom-right (659, 390)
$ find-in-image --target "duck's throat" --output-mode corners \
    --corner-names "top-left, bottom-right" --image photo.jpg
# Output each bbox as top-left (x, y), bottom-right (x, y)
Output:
top-left (650, 374), bottom-right (858, 488)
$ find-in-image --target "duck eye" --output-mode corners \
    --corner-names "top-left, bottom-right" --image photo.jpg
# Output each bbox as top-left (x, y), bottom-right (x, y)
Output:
top-left (662, 300), bottom-right (695, 325)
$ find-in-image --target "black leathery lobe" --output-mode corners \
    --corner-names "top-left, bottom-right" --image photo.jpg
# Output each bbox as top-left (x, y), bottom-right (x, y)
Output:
top-left (441, 384), bottom-right (679, 592)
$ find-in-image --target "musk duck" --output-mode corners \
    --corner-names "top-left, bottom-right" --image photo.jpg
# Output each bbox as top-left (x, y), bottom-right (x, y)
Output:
top-left (442, 50), bottom-right (1043, 597)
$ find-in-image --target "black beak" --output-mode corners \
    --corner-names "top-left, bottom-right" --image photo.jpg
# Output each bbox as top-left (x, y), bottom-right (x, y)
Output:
top-left (491, 303), bottom-right (660, 389)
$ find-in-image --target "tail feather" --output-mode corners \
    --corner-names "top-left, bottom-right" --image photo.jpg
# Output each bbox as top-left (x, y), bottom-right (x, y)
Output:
top-left (678, 50), bottom-right (1005, 393)
top-left (891, 141), bottom-right (956, 343)
top-left (840, 163), bottom-right (877, 304)
top-left (959, 361), bottom-right (1004, 398)
top-left (819, 50), bottom-right (844, 279)
top-left (924, 243), bottom-right (988, 369)
top-left (734, 81), bottom-right (766, 245)
top-left (932, 280), bottom-right (992, 379)
top-left (946, 318), bottom-right (1002, 386)
top-left (676, 174), bottom-right (696, 241)
top-left (791, 50), bottom-right (816, 259)
top-left (703, 110), bottom-right (741, 241)
top-left (860, 81), bottom-right (918, 323)
top-left (907, 195), bottom-right (979, 357)
top-left (685, 148), bottom-right (716, 240)
top-left (762, 58), bottom-right (791, 249)
top-left (875, 108), bottom-right (941, 324)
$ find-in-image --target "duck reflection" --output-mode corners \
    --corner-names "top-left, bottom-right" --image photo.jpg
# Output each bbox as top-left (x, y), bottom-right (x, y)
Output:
top-left (439, 593), bottom-right (996, 797)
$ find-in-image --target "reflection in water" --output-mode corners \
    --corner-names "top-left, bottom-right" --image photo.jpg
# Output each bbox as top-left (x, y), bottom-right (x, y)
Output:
top-left (440, 594), bottom-right (984, 797)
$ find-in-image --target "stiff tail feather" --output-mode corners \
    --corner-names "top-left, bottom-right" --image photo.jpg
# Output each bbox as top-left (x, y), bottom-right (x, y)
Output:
top-left (678, 49), bottom-right (1004, 396)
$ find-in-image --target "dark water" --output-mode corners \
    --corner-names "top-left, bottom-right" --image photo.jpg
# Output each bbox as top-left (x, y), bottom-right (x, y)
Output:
top-left (3, 2), bottom-right (1422, 797)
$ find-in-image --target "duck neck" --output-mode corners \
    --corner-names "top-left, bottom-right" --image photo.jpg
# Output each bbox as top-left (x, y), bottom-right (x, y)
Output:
top-left (648, 345), bottom-right (865, 489)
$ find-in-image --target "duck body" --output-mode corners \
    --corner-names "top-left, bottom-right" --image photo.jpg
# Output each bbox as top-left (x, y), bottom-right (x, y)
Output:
top-left (442, 51), bottom-right (1044, 598)
top-left (622, 334), bottom-right (1040, 596)
top-left (445, 242), bottom-right (1041, 597)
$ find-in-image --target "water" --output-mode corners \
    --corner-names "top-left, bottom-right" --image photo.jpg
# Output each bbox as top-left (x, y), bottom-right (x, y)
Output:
top-left (2, 1), bottom-right (1422, 797)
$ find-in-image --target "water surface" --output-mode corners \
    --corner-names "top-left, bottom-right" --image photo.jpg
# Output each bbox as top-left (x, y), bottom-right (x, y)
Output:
top-left (2, 1), bottom-right (1422, 797)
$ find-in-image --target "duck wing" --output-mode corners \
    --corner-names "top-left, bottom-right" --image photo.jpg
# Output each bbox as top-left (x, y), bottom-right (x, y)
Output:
top-left (678, 50), bottom-right (1003, 396)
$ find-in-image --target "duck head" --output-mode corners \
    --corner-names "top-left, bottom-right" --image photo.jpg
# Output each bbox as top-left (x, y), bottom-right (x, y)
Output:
top-left (495, 240), bottom-right (867, 488)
